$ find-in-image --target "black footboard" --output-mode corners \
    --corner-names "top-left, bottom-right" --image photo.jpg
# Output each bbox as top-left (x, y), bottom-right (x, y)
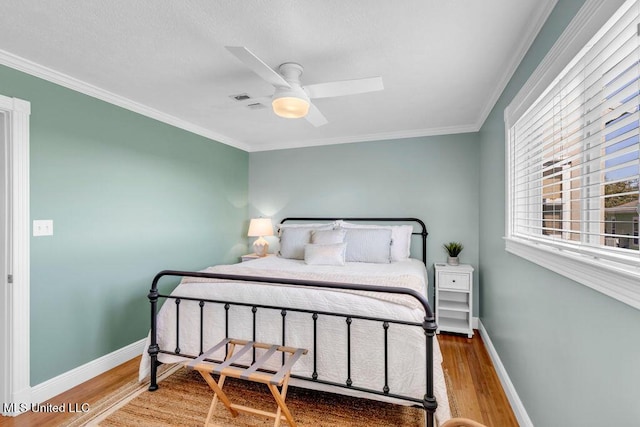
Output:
top-left (147, 270), bottom-right (438, 427)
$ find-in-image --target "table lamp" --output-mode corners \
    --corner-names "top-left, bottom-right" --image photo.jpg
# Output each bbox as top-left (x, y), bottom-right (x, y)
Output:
top-left (247, 218), bottom-right (274, 257)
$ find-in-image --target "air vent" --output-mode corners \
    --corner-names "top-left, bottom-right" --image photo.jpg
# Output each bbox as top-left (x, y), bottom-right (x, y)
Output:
top-left (229, 93), bottom-right (251, 101)
top-left (247, 103), bottom-right (267, 110)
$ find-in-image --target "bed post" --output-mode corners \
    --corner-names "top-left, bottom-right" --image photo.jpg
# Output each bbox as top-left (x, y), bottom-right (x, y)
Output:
top-left (147, 272), bottom-right (162, 391)
top-left (423, 314), bottom-right (438, 427)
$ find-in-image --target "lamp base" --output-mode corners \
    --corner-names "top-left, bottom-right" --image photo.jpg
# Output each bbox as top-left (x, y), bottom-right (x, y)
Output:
top-left (253, 237), bottom-right (269, 257)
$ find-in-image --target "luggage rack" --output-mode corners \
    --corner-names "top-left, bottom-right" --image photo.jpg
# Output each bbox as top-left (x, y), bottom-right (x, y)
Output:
top-left (185, 338), bottom-right (308, 427)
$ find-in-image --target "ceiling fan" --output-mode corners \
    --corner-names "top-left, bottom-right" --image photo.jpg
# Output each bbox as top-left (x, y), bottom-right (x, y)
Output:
top-left (226, 46), bottom-right (384, 127)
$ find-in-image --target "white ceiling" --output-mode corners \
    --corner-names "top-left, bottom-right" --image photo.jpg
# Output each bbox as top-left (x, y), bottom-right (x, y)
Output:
top-left (0, 0), bottom-right (556, 152)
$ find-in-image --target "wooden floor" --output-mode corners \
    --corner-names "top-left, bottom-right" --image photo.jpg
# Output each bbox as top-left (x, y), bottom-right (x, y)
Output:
top-left (0, 357), bottom-right (140, 427)
top-left (439, 332), bottom-right (518, 426)
top-left (1, 331), bottom-right (517, 427)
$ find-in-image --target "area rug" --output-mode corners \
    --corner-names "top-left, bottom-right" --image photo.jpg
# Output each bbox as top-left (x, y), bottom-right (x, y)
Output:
top-left (69, 365), bottom-right (456, 426)
top-left (443, 367), bottom-right (461, 418)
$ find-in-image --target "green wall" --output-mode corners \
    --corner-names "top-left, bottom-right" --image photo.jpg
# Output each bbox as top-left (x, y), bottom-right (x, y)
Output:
top-left (249, 135), bottom-right (480, 309)
top-left (0, 65), bottom-right (249, 385)
top-left (478, 0), bottom-right (640, 425)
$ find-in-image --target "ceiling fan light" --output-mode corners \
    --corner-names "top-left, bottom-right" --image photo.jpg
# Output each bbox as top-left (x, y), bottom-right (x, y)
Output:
top-left (272, 96), bottom-right (310, 119)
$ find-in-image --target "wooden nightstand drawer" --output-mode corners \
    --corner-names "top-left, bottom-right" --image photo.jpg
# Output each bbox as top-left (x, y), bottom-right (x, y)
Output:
top-left (439, 272), bottom-right (470, 291)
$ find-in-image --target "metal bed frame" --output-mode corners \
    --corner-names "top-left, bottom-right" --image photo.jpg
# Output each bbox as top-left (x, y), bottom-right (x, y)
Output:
top-left (147, 217), bottom-right (437, 426)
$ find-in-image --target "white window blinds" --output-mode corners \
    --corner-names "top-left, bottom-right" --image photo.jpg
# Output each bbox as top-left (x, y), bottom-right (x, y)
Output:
top-left (508, 0), bottom-right (640, 262)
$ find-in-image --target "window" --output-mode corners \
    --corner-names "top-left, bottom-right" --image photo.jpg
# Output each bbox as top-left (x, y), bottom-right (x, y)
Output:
top-left (541, 161), bottom-right (566, 237)
top-left (505, 0), bottom-right (640, 309)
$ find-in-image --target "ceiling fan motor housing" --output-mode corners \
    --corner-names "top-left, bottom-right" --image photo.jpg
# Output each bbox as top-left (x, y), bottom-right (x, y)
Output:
top-left (272, 62), bottom-right (310, 118)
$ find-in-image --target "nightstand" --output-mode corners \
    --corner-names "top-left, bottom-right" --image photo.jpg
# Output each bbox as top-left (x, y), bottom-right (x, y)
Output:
top-left (434, 263), bottom-right (474, 338)
top-left (241, 253), bottom-right (273, 262)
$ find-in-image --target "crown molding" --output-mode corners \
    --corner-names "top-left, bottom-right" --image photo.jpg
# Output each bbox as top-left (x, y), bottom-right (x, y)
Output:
top-left (0, 49), bottom-right (251, 152)
top-left (476, 0), bottom-right (558, 130)
top-left (248, 123), bottom-right (479, 152)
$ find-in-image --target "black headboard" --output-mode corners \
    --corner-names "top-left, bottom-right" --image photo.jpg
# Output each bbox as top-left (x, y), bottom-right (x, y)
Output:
top-left (280, 217), bottom-right (428, 265)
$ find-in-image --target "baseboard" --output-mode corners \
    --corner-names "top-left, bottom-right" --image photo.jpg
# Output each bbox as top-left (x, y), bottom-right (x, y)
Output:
top-left (29, 338), bottom-right (146, 405)
top-left (478, 321), bottom-right (533, 427)
top-left (472, 316), bottom-right (479, 330)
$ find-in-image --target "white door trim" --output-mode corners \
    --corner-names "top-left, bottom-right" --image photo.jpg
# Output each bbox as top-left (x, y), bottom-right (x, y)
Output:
top-left (0, 94), bottom-right (31, 415)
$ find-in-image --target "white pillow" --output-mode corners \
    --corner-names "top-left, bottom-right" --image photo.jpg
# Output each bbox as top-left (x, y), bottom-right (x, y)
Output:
top-left (337, 221), bottom-right (412, 261)
top-left (311, 228), bottom-right (346, 245)
top-left (277, 222), bottom-right (335, 230)
top-left (304, 243), bottom-right (347, 266)
top-left (343, 228), bottom-right (392, 263)
top-left (278, 225), bottom-right (333, 260)
top-left (389, 225), bottom-right (413, 261)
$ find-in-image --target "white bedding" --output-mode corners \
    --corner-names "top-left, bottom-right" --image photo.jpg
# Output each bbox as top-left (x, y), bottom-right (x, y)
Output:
top-left (139, 256), bottom-right (451, 424)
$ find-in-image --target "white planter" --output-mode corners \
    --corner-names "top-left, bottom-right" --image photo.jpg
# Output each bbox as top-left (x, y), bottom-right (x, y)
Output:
top-left (447, 256), bottom-right (460, 266)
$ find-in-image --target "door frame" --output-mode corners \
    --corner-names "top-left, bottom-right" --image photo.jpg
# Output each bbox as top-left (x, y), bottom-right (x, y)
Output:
top-left (0, 94), bottom-right (30, 415)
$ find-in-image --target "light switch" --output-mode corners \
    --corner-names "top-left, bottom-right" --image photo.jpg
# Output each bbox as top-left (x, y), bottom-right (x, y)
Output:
top-left (33, 220), bottom-right (53, 236)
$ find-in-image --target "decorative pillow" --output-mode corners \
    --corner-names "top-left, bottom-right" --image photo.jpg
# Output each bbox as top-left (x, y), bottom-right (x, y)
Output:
top-left (278, 225), bottom-right (333, 260)
top-left (388, 225), bottom-right (413, 261)
top-left (343, 228), bottom-right (392, 263)
top-left (337, 221), bottom-right (412, 261)
top-left (311, 228), bottom-right (346, 245)
top-left (304, 243), bottom-right (347, 266)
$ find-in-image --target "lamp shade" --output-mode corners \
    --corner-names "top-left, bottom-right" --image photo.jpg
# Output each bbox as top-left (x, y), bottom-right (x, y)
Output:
top-left (272, 96), bottom-right (310, 118)
top-left (247, 218), bottom-right (274, 237)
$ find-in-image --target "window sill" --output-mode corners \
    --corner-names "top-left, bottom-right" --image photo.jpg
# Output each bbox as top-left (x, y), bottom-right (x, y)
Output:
top-left (504, 237), bottom-right (640, 310)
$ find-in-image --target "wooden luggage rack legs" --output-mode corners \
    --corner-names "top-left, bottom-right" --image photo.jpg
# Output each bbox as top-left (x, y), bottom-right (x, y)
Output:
top-left (185, 338), bottom-right (308, 427)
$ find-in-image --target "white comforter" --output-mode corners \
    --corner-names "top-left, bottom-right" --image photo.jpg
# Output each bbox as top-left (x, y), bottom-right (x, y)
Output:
top-left (139, 256), bottom-right (451, 423)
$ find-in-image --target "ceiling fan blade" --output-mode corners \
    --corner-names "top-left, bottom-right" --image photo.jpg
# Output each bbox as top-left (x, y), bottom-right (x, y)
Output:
top-left (304, 76), bottom-right (383, 99)
top-left (305, 103), bottom-right (328, 127)
top-left (225, 46), bottom-right (291, 89)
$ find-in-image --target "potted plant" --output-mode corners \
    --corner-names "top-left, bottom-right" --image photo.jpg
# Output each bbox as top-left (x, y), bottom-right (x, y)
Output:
top-left (443, 242), bottom-right (463, 266)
